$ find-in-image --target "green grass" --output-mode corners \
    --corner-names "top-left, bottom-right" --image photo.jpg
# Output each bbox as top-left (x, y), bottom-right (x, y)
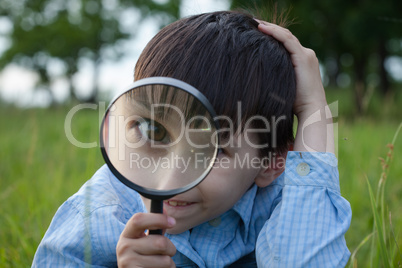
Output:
top-left (0, 106), bottom-right (104, 267)
top-left (1, 95), bottom-right (402, 266)
top-left (337, 119), bottom-right (402, 267)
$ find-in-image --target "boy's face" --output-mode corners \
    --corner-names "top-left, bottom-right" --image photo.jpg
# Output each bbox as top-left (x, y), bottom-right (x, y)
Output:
top-left (154, 132), bottom-right (266, 234)
top-left (106, 88), bottom-right (281, 234)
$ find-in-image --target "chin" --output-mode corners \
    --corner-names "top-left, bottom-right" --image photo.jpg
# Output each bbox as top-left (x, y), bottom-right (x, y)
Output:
top-left (166, 228), bottom-right (187, 235)
top-left (166, 222), bottom-right (195, 235)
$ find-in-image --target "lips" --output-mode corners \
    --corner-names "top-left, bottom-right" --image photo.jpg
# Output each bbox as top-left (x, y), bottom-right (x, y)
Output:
top-left (165, 200), bottom-right (194, 207)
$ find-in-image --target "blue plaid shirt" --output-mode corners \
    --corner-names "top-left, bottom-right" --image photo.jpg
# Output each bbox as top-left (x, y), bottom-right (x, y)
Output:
top-left (32, 152), bottom-right (351, 267)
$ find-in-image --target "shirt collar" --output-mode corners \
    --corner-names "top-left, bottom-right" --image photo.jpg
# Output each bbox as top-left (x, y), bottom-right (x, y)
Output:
top-left (231, 183), bottom-right (258, 241)
top-left (167, 184), bottom-right (259, 266)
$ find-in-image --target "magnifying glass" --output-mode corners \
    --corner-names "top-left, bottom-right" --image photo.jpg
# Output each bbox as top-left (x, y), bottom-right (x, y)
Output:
top-left (100, 77), bottom-right (220, 234)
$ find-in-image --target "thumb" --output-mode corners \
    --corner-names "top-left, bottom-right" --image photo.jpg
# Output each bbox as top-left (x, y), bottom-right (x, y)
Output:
top-left (122, 213), bottom-right (176, 239)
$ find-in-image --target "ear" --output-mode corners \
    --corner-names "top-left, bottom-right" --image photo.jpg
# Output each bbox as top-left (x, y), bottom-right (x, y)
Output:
top-left (254, 154), bottom-right (287, 188)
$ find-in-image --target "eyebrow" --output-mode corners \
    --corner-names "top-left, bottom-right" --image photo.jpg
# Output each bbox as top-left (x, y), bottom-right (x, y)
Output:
top-left (126, 102), bottom-right (198, 137)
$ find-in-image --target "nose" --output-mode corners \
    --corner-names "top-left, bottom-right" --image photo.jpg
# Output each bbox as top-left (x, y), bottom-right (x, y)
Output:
top-left (153, 144), bottom-right (216, 191)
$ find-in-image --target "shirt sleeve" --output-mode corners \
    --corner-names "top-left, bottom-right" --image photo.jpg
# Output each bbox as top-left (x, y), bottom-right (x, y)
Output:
top-left (31, 165), bottom-right (147, 267)
top-left (256, 151), bottom-right (352, 268)
top-left (31, 200), bottom-right (126, 267)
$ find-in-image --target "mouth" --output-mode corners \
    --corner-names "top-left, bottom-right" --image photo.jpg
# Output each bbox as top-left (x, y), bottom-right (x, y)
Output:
top-left (164, 200), bottom-right (196, 207)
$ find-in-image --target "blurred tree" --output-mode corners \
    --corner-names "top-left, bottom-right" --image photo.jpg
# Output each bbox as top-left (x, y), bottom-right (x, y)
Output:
top-left (0, 0), bottom-right (181, 103)
top-left (231, 0), bottom-right (402, 114)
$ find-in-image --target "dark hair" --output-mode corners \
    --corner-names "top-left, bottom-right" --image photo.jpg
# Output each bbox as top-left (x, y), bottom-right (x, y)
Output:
top-left (134, 11), bottom-right (296, 156)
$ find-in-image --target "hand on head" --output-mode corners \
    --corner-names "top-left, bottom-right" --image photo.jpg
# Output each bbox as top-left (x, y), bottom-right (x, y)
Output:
top-left (256, 20), bottom-right (334, 153)
top-left (256, 20), bottom-right (327, 117)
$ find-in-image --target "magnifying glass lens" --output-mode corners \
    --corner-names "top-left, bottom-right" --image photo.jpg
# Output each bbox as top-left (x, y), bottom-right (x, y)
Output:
top-left (102, 82), bottom-right (218, 195)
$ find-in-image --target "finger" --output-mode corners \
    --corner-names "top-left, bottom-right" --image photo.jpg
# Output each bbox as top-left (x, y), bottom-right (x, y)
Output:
top-left (121, 213), bottom-right (176, 239)
top-left (118, 253), bottom-right (176, 268)
top-left (254, 18), bottom-right (279, 28)
top-left (128, 235), bottom-right (177, 256)
top-left (253, 18), bottom-right (265, 25)
top-left (257, 23), bottom-right (304, 55)
top-left (257, 23), bottom-right (301, 51)
top-left (136, 255), bottom-right (176, 268)
top-left (255, 20), bottom-right (289, 41)
top-left (256, 20), bottom-right (288, 30)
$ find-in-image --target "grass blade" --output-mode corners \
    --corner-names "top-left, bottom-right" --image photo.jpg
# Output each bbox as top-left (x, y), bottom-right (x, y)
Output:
top-left (389, 212), bottom-right (402, 266)
top-left (367, 178), bottom-right (391, 268)
top-left (349, 232), bottom-right (375, 268)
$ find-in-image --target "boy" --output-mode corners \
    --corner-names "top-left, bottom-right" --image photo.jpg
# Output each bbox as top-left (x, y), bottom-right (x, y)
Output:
top-left (33, 11), bottom-right (351, 267)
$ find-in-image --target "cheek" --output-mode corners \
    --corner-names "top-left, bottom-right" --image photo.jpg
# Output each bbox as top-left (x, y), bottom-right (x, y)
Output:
top-left (199, 166), bottom-right (258, 212)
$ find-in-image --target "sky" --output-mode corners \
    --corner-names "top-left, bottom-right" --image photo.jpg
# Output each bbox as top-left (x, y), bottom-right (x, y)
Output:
top-left (0, 0), bottom-right (230, 107)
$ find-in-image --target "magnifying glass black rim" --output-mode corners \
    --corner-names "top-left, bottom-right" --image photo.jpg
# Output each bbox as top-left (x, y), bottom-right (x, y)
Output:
top-left (100, 76), bottom-right (220, 201)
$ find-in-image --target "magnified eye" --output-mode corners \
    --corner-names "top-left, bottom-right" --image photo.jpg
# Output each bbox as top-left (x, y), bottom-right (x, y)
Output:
top-left (133, 119), bottom-right (170, 144)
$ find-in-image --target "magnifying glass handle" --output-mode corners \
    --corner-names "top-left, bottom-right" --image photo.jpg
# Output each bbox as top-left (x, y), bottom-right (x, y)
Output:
top-left (149, 199), bottom-right (163, 235)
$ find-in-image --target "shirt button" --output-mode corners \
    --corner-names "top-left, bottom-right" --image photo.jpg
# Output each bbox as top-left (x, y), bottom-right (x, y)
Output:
top-left (296, 162), bottom-right (310, 176)
top-left (208, 217), bottom-right (221, 227)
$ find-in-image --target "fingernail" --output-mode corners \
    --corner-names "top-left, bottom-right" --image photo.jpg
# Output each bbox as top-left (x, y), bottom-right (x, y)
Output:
top-left (167, 216), bottom-right (176, 227)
